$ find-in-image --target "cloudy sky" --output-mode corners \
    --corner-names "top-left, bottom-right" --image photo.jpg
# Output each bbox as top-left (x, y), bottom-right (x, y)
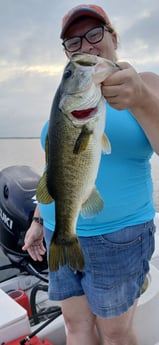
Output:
top-left (0, 0), bottom-right (159, 137)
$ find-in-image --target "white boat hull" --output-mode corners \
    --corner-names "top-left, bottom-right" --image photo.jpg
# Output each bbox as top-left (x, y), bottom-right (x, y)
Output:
top-left (1, 213), bottom-right (159, 345)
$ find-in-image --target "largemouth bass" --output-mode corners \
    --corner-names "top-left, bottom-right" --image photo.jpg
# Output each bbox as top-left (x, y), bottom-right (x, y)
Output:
top-left (36, 53), bottom-right (119, 272)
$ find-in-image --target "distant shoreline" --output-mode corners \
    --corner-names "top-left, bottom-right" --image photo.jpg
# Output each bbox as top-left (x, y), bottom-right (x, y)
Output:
top-left (0, 137), bottom-right (40, 139)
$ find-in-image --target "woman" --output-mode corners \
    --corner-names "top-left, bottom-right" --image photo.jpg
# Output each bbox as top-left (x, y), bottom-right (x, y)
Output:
top-left (23, 4), bottom-right (159, 345)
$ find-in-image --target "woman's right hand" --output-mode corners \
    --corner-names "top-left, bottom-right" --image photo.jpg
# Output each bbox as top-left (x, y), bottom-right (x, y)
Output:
top-left (22, 221), bottom-right (46, 261)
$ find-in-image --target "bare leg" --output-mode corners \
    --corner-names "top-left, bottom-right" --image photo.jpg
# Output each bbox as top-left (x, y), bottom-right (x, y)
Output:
top-left (61, 295), bottom-right (100, 345)
top-left (97, 300), bottom-right (139, 345)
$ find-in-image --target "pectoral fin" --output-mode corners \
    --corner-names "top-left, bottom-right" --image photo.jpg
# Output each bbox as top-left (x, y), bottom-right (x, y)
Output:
top-left (102, 133), bottom-right (111, 154)
top-left (81, 187), bottom-right (104, 218)
top-left (36, 171), bottom-right (53, 204)
top-left (73, 125), bottom-right (93, 154)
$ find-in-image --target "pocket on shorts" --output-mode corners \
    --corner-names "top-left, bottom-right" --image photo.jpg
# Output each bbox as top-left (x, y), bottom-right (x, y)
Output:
top-left (85, 226), bottom-right (143, 289)
top-left (147, 222), bottom-right (156, 260)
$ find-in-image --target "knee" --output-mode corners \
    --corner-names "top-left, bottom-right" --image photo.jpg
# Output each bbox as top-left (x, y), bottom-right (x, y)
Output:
top-left (103, 332), bottom-right (127, 345)
top-left (101, 328), bottom-right (137, 345)
top-left (63, 310), bottom-right (96, 334)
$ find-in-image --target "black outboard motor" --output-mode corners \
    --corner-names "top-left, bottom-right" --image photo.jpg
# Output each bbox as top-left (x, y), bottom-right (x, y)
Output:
top-left (0, 165), bottom-right (48, 279)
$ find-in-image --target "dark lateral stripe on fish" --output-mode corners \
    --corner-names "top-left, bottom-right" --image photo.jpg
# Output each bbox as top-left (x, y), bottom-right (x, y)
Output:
top-left (71, 108), bottom-right (96, 119)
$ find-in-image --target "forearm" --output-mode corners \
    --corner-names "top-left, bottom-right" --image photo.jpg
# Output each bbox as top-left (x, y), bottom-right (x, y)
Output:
top-left (33, 205), bottom-right (40, 217)
top-left (130, 80), bottom-right (159, 155)
top-left (32, 205), bottom-right (43, 226)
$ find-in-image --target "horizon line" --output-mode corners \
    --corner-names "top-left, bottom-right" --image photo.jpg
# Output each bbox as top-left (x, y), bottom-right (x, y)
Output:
top-left (0, 136), bottom-right (40, 139)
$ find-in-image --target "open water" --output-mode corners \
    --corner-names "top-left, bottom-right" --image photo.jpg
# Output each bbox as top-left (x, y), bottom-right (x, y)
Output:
top-left (0, 138), bottom-right (159, 208)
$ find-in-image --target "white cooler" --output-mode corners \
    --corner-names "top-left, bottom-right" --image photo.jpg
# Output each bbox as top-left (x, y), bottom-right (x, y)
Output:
top-left (0, 288), bottom-right (31, 343)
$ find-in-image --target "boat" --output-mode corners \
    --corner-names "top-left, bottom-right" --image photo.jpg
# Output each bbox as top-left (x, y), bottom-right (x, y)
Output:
top-left (0, 165), bottom-right (159, 345)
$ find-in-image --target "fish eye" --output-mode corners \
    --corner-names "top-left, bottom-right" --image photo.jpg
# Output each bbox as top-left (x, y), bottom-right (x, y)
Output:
top-left (64, 69), bottom-right (72, 79)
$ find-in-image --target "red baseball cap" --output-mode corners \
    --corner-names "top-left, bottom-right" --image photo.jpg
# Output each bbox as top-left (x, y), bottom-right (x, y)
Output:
top-left (60, 4), bottom-right (111, 39)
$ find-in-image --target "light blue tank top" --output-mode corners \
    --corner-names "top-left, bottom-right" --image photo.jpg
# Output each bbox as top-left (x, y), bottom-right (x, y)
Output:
top-left (39, 103), bottom-right (155, 236)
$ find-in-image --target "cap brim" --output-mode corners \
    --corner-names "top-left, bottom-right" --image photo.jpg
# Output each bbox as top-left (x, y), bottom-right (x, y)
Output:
top-left (60, 8), bottom-right (107, 39)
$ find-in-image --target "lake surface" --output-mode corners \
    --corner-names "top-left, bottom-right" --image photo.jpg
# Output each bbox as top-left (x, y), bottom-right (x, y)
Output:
top-left (0, 138), bottom-right (159, 282)
top-left (0, 138), bottom-right (159, 208)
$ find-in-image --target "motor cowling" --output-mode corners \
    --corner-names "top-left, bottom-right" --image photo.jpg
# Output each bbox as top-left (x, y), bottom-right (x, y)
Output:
top-left (0, 165), bottom-right (40, 255)
top-left (0, 165), bottom-right (47, 271)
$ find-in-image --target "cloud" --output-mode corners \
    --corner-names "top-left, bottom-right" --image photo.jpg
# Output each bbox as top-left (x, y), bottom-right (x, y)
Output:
top-left (0, 62), bottom-right (65, 137)
top-left (118, 5), bottom-right (159, 72)
top-left (0, 0), bottom-right (159, 137)
top-left (0, 60), bottom-right (64, 83)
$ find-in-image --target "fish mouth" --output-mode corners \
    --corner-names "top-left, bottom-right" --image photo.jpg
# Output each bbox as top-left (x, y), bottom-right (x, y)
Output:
top-left (71, 107), bottom-right (96, 119)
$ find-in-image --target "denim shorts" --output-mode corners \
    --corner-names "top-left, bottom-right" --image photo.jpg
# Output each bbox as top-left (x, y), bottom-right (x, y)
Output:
top-left (44, 220), bottom-right (155, 318)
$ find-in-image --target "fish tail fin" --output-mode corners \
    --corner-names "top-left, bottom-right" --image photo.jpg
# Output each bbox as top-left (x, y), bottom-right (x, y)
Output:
top-left (67, 240), bottom-right (85, 271)
top-left (36, 171), bottom-right (53, 204)
top-left (49, 242), bottom-right (66, 271)
top-left (49, 236), bottom-right (84, 272)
